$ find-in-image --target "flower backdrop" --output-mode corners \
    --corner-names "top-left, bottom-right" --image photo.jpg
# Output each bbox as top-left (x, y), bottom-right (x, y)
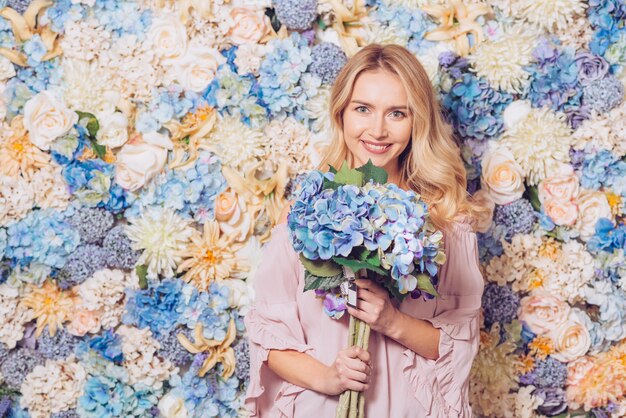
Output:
top-left (0, 0), bottom-right (625, 417)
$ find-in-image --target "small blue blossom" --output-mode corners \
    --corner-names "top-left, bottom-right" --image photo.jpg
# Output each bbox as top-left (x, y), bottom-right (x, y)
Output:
top-left (123, 279), bottom-right (185, 337)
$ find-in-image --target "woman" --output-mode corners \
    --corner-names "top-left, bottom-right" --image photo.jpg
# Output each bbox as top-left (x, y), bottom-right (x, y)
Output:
top-left (244, 44), bottom-right (485, 417)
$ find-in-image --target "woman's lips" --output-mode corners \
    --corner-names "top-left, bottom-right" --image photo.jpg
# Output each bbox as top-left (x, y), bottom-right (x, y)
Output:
top-left (360, 140), bottom-right (391, 154)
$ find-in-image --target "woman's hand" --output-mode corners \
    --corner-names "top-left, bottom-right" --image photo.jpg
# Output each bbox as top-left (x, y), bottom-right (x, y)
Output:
top-left (347, 278), bottom-right (400, 336)
top-left (321, 346), bottom-right (372, 395)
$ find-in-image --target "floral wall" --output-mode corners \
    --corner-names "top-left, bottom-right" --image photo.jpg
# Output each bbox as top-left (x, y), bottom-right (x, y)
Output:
top-left (0, 0), bottom-right (625, 417)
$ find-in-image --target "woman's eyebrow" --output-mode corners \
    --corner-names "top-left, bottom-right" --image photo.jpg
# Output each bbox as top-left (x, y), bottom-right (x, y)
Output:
top-left (349, 100), bottom-right (408, 110)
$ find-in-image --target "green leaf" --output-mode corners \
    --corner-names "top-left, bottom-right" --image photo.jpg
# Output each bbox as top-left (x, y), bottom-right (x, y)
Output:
top-left (322, 177), bottom-right (343, 191)
top-left (356, 159), bottom-right (388, 184)
top-left (90, 139), bottom-right (107, 160)
top-left (366, 254), bottom-right (381, 267)
top-left (527, 185), bottom-right (542, 212)
top-left (416, 273), bottom-right (439, 297)
top-left (334, 161), bottom-right (365, 186)
top-left (136, 265), bottom-right (149, 289)
top-left (299, 254), bottom-right (342, 277)
top-left (76, 111), bottom-right (100, 138)
top-left (328, 164), bottom-right (338, 174)
top-left (333, 257), bottom-right (386, 275)
top-left (303, 271), bottom-right (345, 292)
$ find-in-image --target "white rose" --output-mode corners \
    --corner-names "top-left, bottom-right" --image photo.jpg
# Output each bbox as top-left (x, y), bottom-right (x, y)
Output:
top-left (23, 91), bottom-right (78, 150)
top-left (549, 314), bottom-right (591, 363)
top-left (0, 56), bottom-right (16, 80)
top-left (221, 278), bottom-right (253, 315)
top-left (158, 390), bottom-right (188, 418)
top-left (503, 100), bottom-right (531, 130)
top-left (481, 146), bottom-right (525, 205)
top-left (148, 15), bottom-right (188, 59)
top-left (575, 190), bottom-right (612, 241)
top-left (228, 8), bottom-right (269, 45)
top-left (115, 132), bottom-right (173, 191)
top-left (174, 41), bottom-right (225, 93)
top-left (96, 112), bottom-right (129, 148)
top-left (519, 291), bottom-right (570, 335)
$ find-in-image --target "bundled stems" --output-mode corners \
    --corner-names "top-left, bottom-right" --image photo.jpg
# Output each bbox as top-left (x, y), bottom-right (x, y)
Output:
top-left (336, 316), bottom-right (371, 418)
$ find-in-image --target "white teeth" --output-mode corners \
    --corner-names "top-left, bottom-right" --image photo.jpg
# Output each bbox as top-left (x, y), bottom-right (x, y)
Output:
top-left (362, 141), bottom-right (389, 151)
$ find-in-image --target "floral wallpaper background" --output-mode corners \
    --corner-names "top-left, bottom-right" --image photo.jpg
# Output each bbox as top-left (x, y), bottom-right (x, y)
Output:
top-left (0, 0), bottom-right (625, 417)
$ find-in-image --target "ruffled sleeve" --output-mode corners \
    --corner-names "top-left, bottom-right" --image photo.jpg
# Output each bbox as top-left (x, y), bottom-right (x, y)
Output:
top-left (402, 220), bottom-right (484, 417)
top-left (244, 223), bottom-right (314, 418)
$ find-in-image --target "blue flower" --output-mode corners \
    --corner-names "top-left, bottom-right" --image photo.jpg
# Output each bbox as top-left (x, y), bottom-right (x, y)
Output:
top-left (78, 375), bottom-right (161, 418)
top-left (587, 218), bottom-right (626, 253)
top-left (123, 279), bottom-right (185, 337)
top-left (588, 0), bottom-right (626, 56)
top-left (23, 34), bottom-right (47, 66)
top-left (85, 330), bottom-right (124, 364)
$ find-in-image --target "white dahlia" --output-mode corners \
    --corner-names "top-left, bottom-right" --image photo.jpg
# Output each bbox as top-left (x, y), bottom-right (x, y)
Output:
top-left (511, 0), bottom-right (587, 33)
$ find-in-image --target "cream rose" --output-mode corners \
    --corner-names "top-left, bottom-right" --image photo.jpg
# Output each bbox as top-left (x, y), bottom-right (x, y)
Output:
top-left (228, 8), bottom-right (269, 45)
top-left (222, 278), bottom-right (253, 315)
top-left (481, 146), bottom-right (525, 205)
top-left (148, 15), bottom-right (188, 59)
top-left (96, 111), bottom-right (129, 148)
top-left (174, 42), bottom-right (225, 93)
top-left (23, 91), bottom-right (78, 150)
top-left (549, 316), bottom-right (591, 363)
top-left (575, 190), bottom-right (612, 241)
top-left (519, 291), bottom-right (570, 335)
top-left (115, 132), bottom-right (173, 191)
top-left (503, 100), bottom-right (532, 130)
top-left (538, 166), bottom-right (579, 204)
top-left (544, 199), bottom-right (578, 226)
top-left (216, 190), bottom-right (252, 242)
top-left (0, 56), bottom-right (16, 80)
top-left (158, 391), bottom-right (188, 418)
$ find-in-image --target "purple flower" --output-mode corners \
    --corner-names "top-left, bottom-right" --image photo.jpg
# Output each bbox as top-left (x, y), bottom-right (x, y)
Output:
top-left (575, 51), bottom-right (610, 86)
top-left (482, 283), bottom-right (520, 327)
top-left (535, 387), bottom-right (568, 416)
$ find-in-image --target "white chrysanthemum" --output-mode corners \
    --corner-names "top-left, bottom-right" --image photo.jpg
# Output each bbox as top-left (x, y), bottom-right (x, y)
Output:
top-left (98, 34), bottom-right (159, 102)
top-left (31, 164), bottom-right (71, 211)
top-left (500, 105), bottom-right (572, 185)
top-left (78, 269), bottom-right (139, 329)
top-left (304, 86), bottom-right (331, 135)
top-left (365, 22), bottom-right (409, 46)
top-left (206, 115), bottom-right (266, 170)
top-left (555, 13), bottom-right (593, 50)
top-left (469, 25), bottom-right (537, 93)
top-left (20, 357), bottom-right (86, 418)
top-left (0, 284), bottom-right (34, 348)
top-left (416, 43), bottom-right (450, 87)
top-left (126, 208), bottom-right (194, 280)
top-left (117, 325), bottom-right (176, 389)
top-left (572, 101), bottom-right (626, 157)
top-left (541, 241), bottom-right (595, 303)
top-left (60, 18), bottom-right (112, 61)
top-left (0, 175), bottom-right (35, 226)
top-left (263, 117), bottom-right (312, 175)
top-left (61, 59), bottom-right (117, 117)
top-left (511, 0), bottom-right (587, 32)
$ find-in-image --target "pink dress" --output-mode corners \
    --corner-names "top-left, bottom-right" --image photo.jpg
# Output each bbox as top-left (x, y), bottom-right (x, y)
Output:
top-left (244, 220), bottom-right (484, 418)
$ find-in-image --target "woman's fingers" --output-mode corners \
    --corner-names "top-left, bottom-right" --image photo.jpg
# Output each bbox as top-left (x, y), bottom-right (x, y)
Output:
top-left (345, 346), bottom-right (371, 364)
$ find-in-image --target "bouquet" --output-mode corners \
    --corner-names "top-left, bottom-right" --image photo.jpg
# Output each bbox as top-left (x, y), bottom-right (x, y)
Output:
top-left (286, 161), bottom-right (446, 418)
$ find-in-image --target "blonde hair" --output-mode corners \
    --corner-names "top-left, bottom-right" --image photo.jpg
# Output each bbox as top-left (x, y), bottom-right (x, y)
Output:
top-left (318, 44), bottom-right (486, 231)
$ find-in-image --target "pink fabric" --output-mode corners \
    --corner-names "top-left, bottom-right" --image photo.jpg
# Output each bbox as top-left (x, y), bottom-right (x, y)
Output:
top-left (244, 220), bottom-right (484, 418)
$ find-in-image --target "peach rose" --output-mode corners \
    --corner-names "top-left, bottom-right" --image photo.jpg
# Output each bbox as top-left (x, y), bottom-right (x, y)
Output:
top-left (544, 199), bottom-right (578, 226)
top-left (481, 146), bottom-right (525, 205)
top-left (549, 316), bottom-right (591, 363)
top-left (66, 307), bottom-right (102, 336)
top-left (215, 190), bottom-right (238, 222)
top-left (228, 8), bottom-right (269, 45)
top-left (575, 190), bottom-right (612, 241)
top-left (218, 192), bottom-right (252, 242)
top-left (538, 166), bottom-right (580, 204)
top-left (566, 356), bottom-right (594, 386)
top-left (519, 290), bottom-right (570, 335)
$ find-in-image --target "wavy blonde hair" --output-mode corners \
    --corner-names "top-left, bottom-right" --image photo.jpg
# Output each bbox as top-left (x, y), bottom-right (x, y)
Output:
top-left (317, 44), bottom-right (486, 231)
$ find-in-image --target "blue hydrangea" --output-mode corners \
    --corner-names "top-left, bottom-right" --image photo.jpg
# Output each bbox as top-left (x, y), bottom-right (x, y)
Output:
top-left (22, 34), bottom-right (47, 67)
top-left (125, 150), bottom-right (227, 223)
top-left (477, 224), bottom-right (506, 263)
top-left (42, 0), bottom-right (86, 33)
top-left (494, 199), bottom-right (537, 240)
top-left (91, 0), bottom-right (152, 39)
top-left (369, 2), bottom-right (436, 54)
top-left (482, 283), bottom-right (520, 327)
top-left (259, 33), bottom-right (321, 118)
top-left (57, 244), bottom-right (109, 288)
top-left (0, 228), bottom-right (6, 260)
top-left (309, 42), bottom-right (348, 85)
top-left (83, 329), bottom-right (124, 364)
top-left (441, 70), bottom-right (513, 142)
top-left (588, 0), bottom-right (626, 56)
top-left (582, 75), bottom-right (624, 113)
top-left (77, 375), bottom-right (161, 418)
top-left (4, 209), bottom-right (80, 269)
top-left (102, 225), bottom-right (141, 270)
top-left (1, 78), bottom-right (35, 119)
top-left (580, 149), bottom-right (626, 195)
top-left (272, 0), bottom-right (318, 31)
top-left (588, 218), bottom-right (626, 253)
top-left (123, 279), bottom-right (185, 337)
top-left (136, 86), bottom-right (196, 134)
top-left (204, 65), bottom-right (268, 127)
top-left (0, 397), bottom-right (11, 418)
top-left (67, 207), bottom-right (115, 245)
top-left (526, 39), bottom-right (582, 115)
top-left (15, 58), bottom-right (62, 95)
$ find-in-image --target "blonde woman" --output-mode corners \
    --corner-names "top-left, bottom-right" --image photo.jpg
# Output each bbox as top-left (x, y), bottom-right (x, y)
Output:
top-left (244, 44), bottom-right (485, 417)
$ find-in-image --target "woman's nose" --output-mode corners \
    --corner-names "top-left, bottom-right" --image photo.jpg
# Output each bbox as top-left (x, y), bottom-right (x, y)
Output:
top-left (368, 114), bottom-right (388, 139)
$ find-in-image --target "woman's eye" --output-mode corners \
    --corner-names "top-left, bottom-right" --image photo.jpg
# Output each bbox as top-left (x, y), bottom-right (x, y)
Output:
top-left (390, 110), bottom-right (406, 119)
top-left (355, 106), bottom-right (368, 113)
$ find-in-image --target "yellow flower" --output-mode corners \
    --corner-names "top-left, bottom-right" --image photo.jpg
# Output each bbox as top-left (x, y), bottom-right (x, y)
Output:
top-left (177, 221), bottom-right (244, 291)
top-left (528, 336), bottom-right (555, 360)
top-left (517, 353), bottom-right (535, 375)
top-left (178, 319), bottom-right (237, 378)
top-left (20, 280), bottom-right (75, 337)
top-left (538, 239), bottom-right (560, 261)
top-left (422, 0), bottom-right (492, 56)
top-left (0, 116), bottom-right (49, 178)
top-left (526, 268), bottom-right (546, 291)
top-left (605, 191), bottom-right (622, 216)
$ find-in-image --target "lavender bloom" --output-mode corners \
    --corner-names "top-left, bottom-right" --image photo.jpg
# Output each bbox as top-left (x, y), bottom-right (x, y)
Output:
top-left (0, 348), bottom-right (45, 390)
top-left (533, 357), bottom-right (568, 388)
top-left (233, 338), bottom-right (250, 383)
top-left (582, 76), bottom-right (624, 113)
top-left (575, 51), bottom-right (610, 86)
top-left (154, 328), bottom-right (193, 367)
top-left (67, 208), bottom-right (115, 245)
top-left (57, 244), bottom-right (109, 288)
top-left (482, 283), bottom-right (520, 327)
top-left (535, 387), bottom-right (568, 416)
top-left (36, 329), bottom-right (80, 360)
top-left (494, 199), bottom-right (536, 240)
top-left (272, 0), bottom-right (318, 31)
top-left (103, 225), bottom-right (141, 270)
top-left (309, 42), bottom-right (348, 85)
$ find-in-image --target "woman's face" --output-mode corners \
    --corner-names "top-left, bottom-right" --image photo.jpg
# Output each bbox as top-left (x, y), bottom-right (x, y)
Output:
top-left (342, 69), bottom-right (413, 182)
